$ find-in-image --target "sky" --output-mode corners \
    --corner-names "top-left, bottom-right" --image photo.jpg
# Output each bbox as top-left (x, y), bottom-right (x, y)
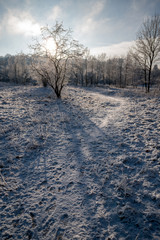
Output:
top-left (0, 0), bottom-right (160, 57)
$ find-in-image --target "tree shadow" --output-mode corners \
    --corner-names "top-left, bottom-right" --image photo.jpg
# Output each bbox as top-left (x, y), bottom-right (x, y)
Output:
top-left (0, 86), bottom-right (159, 239)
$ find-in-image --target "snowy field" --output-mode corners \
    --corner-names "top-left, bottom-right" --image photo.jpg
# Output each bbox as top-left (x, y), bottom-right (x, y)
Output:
top-left (0, 83), bottom-right (160, 240)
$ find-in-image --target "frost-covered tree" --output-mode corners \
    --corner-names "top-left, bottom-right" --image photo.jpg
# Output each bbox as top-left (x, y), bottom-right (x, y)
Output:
top-left (1, 54), bottom-right (31, 84)
top-left (132, 15), bottom-right (160, 92)
top-left (30, 22), bottom-right (85, 98)
top-left (0, 56), bottom-right (9, 82)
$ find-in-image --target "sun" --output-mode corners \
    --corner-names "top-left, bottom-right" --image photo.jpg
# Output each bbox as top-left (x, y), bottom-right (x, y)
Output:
top-left (45, 38), bottom-right (56, 54)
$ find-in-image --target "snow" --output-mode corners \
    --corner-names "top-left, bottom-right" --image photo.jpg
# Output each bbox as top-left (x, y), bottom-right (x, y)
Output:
top-left (0, 83), bottom-right (160, 240)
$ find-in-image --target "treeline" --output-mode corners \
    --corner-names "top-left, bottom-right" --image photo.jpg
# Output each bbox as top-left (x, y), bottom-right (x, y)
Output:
top-left (0, 54), bottom-right (36, 85)
top-left (0, 52), bottom-right (160, 90)
top-left (70, 52), bottom-right (160, 89)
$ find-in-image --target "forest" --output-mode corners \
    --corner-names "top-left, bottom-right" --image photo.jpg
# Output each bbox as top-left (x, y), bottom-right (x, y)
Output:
top-left (0, 48), bottom-right (160, 91)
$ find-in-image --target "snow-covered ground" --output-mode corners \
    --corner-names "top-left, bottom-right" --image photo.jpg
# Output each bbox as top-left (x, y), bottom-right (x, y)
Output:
top-left (0, 83), bottom-right (160, 240)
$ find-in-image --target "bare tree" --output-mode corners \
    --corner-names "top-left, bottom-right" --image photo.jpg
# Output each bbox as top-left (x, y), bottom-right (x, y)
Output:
top-left (71, 57), bottom-right (85, 86)
top-left (0, 56), bottom-right (9, 82)
top-left (83, 49), bottom-right (90, 86)
top-left (30, 22), bottom-right (85, 98)
top-left (88, 55), bottom-right (97, 85)
top-left (3, 54), bottom-right (31, 84)
top-left (132, 15), bottom-right (160, 92)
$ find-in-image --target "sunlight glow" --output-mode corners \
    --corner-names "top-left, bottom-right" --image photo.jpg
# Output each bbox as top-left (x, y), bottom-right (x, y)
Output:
top-left (45, 38), bottom-right (57, 54)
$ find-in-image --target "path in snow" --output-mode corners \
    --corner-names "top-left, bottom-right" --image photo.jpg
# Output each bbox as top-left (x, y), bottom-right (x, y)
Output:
top-left (0, 84), bottom-right (160, 240)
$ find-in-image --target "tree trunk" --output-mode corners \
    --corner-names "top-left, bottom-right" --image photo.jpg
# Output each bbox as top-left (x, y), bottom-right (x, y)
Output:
top-left (147, 68), bottom-right (152, 93)
top-left (144, 68), bottom-right (147, 92)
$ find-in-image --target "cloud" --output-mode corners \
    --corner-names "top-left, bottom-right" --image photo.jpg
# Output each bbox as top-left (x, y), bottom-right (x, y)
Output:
top-left (2, 9), bottom-right (41, 37)
top-left (131, 0), bottom-right (148, 11)
top-left (76, 0), bottom-right (109, 35)
top-left (48, 5), bottom-right (63, 21)
top-left (89, 0), bottom-right (104, 18)
top-left (0, 25), bottom-right (2, 36)
top-left (73, 0), bottom-right (111, 49)
top-left (128, 0), bottom-right (154, 24)
top-left (90, 41), bottom-right (135, 57)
